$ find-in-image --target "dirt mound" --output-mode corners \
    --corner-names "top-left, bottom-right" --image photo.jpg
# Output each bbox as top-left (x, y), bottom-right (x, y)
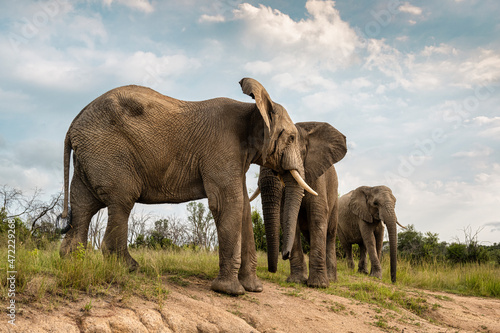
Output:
top-left (2, 278), bottom-right (500, 333)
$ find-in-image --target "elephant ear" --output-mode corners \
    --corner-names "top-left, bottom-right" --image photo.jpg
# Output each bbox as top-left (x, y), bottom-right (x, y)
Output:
top-left (239, 78), bottom-right (274, 130)
top-left (349, 186), bottom-right (373, 223)
top-left (297, 122), bottom-right (347, 181)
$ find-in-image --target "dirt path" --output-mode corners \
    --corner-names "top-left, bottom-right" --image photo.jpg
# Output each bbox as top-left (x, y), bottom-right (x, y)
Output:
top-left (2, 277), bottom-right (500, 333)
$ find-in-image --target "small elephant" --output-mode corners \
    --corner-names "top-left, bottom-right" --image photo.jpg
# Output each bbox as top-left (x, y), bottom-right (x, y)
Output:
top-left (59, 78), bottom-right (320, 295)
top-left (337, 185), bottom-right (404, 283)
top-left (254, 122), bottom-right (347, 287)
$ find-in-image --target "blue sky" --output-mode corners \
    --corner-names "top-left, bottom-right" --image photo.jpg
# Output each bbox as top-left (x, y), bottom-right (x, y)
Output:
top-left (1, 0), bottom-right (499, 244)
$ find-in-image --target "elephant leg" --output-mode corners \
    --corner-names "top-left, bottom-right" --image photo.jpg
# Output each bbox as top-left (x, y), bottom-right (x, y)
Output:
top-left (364, 233), bottom-right (382, 279)
top-left (306, 207), bottom-right (329, 288)
top-left (287, 214), bottom-right (308, 284)
top-left (238, 183), bottom-right (263, 292)
top-left (326, 207), bottom-right (338, 282)
top-left (101, 202), bottom-right (138, 271)
top-left (341, 239), bottom-right (355, 270)
top-left (60, 173), bottom-right (104, 257)
top-left (358, 243), bottom-right (369, 275)
top-left (208, 187), bottom-right (246, 295)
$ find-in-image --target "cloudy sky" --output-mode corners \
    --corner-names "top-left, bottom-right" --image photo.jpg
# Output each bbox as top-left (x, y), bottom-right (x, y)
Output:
top-left (1, 0), bottom-right (499, 244)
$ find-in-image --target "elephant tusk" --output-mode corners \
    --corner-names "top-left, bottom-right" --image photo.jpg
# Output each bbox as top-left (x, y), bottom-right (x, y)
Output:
top-left (396, 221), bottom-right (407, 229)
top-left (249, 187), bottom-right (260, 202)
top-left (290, 170), bottom-right (318, 196)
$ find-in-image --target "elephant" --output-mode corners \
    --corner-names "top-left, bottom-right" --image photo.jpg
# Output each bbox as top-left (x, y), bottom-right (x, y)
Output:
top-left (337, 185), bottom-right (404, 283)
top-left (252, 122), bottom-right (347, 287)
top-left (59, 78), bottom-right (325, 296)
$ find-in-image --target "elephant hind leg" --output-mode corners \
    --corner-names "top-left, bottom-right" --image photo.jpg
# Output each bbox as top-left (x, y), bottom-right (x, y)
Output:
top-left (238, 182), bottom-right (263, 293)
top-left (326, 208), bottom-right (338, 282)
top-left (60, 173), bottom-right (104, 258)
top-left (101, 202), bottom-right (138, 271)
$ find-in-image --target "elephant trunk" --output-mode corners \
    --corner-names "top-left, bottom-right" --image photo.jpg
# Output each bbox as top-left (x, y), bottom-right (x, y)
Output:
top-left (382, 204), bottom-right (398, 283)
top-left (259, 169), bottom-right (283, 273)
top-left (281, 170), bottom-right (305, 260)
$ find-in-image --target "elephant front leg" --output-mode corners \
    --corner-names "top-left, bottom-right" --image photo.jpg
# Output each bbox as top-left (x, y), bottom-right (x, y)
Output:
top-left (307, 217), bottom-right (329, 288)
top-left (358, 243), bottom-right (369, 275)
top-left (364, 234), bottom-right (382, 279)
top-left (286, 221), bottom-right (308, 284)
top-left (209, 192), bottom-right (246, 295)
top-left (238, 185), bottom-right (263, 293)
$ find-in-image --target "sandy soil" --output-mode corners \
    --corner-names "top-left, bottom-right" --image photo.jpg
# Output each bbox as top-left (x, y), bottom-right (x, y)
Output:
top-left (2, 276), bottom-right (500, 333)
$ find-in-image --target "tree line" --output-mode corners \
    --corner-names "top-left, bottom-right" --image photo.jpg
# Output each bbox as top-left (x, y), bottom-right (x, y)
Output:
top-left (1, 184), bottom-right (499, 265)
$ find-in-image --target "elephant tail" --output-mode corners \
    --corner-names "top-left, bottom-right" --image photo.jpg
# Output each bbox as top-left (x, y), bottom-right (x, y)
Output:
top-left (61, 132), bottom-right (72, 219)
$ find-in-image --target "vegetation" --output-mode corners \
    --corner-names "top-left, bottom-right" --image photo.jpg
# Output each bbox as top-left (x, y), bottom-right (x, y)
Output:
top-left (1, 183), bottom-right (500, 325)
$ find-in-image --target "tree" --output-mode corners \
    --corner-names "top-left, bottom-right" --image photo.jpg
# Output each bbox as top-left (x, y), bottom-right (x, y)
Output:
top-left (1, 185), bottom-right (63, 244)
top-left (446, 226), bottom-right (489, 264)
top-left (186, 202), bottom-right (217, 249)
top-left (88, 208), bottom-right (107, 249)
top-left (128, 208), bottom-right (153, 245)
top-left (252, 209), bottom-right (266, 252)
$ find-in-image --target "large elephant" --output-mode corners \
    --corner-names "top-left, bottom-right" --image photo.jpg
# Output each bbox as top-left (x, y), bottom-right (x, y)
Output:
top-left (254, 122), bottom-right (347, 287)
top-left (337, 185), bottom-right (403, 283)
top-left (59, 78), bottom-right (320, 295)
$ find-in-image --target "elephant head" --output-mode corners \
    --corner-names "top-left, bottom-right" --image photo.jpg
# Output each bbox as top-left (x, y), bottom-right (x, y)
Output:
top-left (239, 78), bottom-right (317, 196)
top-left (349, 185), bottom-right (399, 282)
top-left (258, 122), bottom-right (347, 271)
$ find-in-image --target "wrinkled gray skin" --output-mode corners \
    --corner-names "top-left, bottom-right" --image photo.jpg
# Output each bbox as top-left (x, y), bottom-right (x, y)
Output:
top-left (337, 186), bottom-right (399, 283)
top-left (258, 122), bottom-right (347, 287)
top-left (59, 78), bottom-right (316, 295)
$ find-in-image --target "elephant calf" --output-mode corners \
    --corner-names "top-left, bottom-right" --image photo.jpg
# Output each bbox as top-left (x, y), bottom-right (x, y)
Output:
top-left (337, 185), bottom-right (403, 283)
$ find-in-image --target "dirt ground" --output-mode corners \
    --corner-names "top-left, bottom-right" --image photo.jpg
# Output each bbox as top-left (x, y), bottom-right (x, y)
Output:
top-left (2, 276), bottom-right (500, 333)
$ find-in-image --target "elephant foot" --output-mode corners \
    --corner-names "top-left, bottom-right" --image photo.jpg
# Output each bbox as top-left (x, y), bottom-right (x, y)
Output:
top-left (125, 255), bottom-right (139, 272)
top-left (358, 266), bottom-right (369, 275)
top-left (307, 273), bottom-right (329, 288)
top-left (211, 276), bottom-right (245, 296)
top-left (327, 270), bottom-right (337, 282)
top-left (370, 269), bottom-right (382, 279)
top-left (239, 274), bottom-right (263, 293)
top-left (286, 273), bottom-right (307, 285)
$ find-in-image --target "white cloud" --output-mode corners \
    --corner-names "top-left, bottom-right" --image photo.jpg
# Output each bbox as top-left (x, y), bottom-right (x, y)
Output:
top-left (103, 0), bottom-right (154, 13)
top-left (346, 77), bottom-right (373, 89)
top-left (452, 147), bottom-right (493, 158)
top-left (244, 61), bottom-right (273, 75)
top-left (233, 0), bottom-right (361, 83)
top-left (398, 2), bottom-right (423, 15)
top-left (67, 14), bottom-right (107, 48)
top-left (421, 43), bottom-right (458, 57)
top-left (471, 116), bottom-right (500, 126)
top-left (199, 14), bottom-right (225, 23)
top-left (365, 39), bottom-right (500, 91)
top-left (469, 116), bottom-right (500, 138)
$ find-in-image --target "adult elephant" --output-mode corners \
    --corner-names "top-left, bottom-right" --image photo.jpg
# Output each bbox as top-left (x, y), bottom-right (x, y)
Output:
top-left (253, 122), bottom-right (347, 287)
top-left (337, 185), bottom-right (404, 283)
top-left (59, 78), bottom-right (320, 295)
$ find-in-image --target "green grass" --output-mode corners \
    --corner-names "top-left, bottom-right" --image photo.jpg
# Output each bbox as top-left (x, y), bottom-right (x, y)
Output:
top-left (389, 256), bottom-right (500, 298)
top-left (1, 242), bottom-right (499, 322)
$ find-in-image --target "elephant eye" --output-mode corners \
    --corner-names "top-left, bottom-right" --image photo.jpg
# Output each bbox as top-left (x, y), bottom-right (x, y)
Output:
top-left (289, 135), bottom-right (295, 143)
top-left (373, 200), bottom-right (379, 206)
